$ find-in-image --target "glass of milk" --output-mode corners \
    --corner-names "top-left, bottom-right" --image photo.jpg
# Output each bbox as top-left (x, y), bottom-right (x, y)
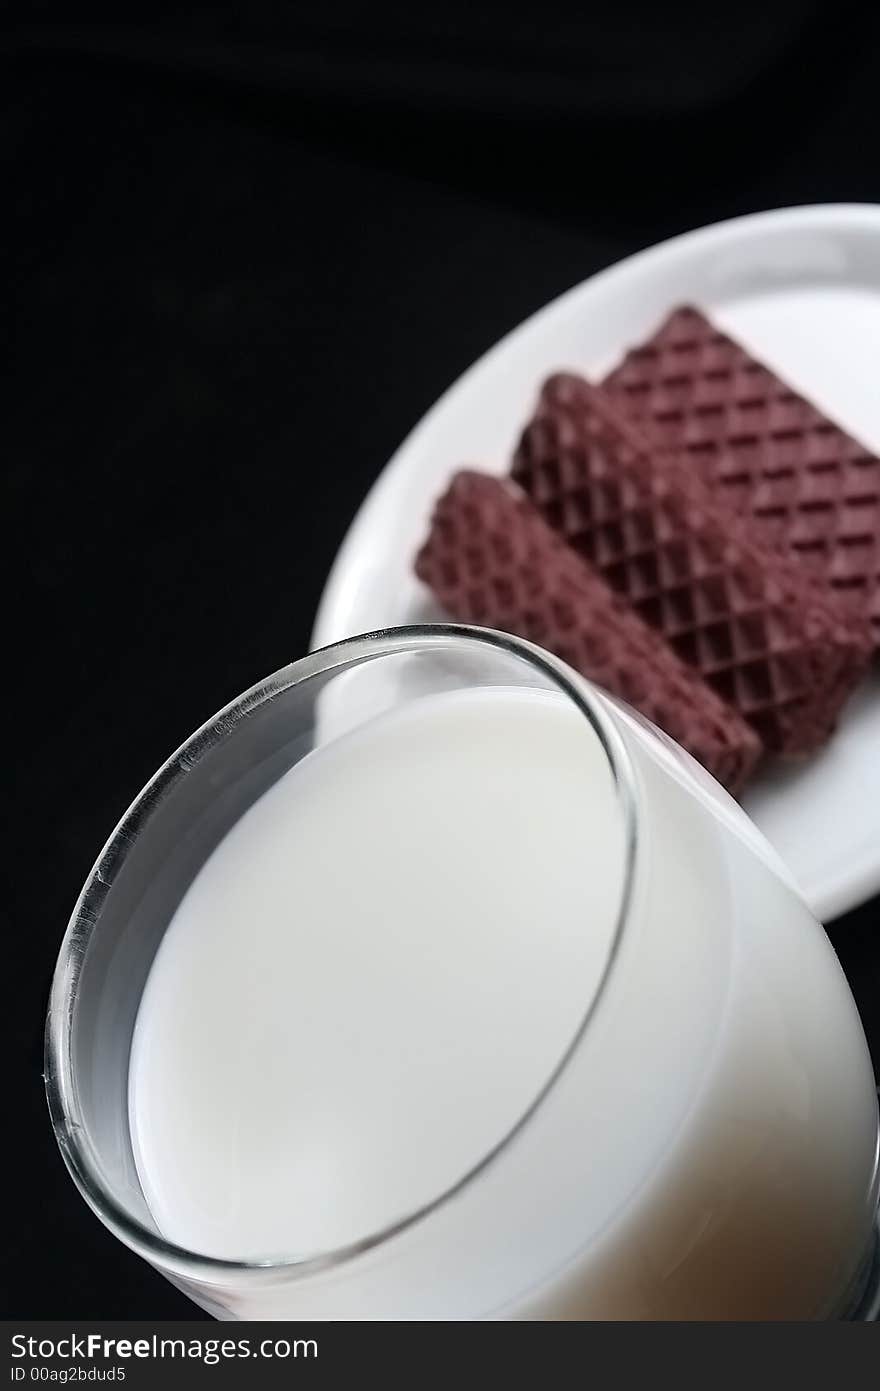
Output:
top-left (45, 626), bottom-right (879, 1320)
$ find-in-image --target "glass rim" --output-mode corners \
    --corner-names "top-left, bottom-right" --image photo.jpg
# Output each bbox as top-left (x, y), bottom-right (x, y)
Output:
top-left (45, 624), bottom-right (640, 1285)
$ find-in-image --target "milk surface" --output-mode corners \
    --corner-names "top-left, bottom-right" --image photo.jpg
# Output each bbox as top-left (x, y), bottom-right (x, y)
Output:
top-left (130, 687), bottom-right (625, 1261)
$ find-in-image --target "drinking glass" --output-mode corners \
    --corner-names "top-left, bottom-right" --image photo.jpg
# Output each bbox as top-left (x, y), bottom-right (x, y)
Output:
top-left (45, 626), bottom-right (880, 1319)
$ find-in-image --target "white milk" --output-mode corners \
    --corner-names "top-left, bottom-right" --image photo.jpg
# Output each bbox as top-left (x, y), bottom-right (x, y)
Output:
top-left (129, 686), bottom-right (879, 1319)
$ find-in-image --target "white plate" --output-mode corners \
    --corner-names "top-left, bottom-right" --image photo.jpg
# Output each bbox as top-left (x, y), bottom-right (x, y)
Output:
top-left (312, 205), bottom-right (880, 923)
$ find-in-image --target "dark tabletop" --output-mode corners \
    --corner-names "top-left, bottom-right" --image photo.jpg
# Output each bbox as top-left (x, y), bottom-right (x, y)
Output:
top-left (4, 3), bottom-right (879, 1318)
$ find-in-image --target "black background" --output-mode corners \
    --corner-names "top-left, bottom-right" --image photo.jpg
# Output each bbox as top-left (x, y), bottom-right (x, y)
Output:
top-left (4, 3), bottom-right (879, 1318)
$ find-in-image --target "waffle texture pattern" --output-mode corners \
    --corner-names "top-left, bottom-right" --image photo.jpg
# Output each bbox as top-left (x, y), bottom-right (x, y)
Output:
top-left (604, 306), bottom-right (880, 642)
top-left (415, 469), bottom-right (763, 792)
top-left (512, 375), bottom-right (871, 755)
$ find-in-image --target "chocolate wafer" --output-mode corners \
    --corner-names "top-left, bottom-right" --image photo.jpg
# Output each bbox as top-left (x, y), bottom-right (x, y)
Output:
top-left (512, 376), bottom-right (871, 755)
top-left (603, 305), bottom-right (880, 642)
top-left (415, 470), bottom-right (762, 793)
